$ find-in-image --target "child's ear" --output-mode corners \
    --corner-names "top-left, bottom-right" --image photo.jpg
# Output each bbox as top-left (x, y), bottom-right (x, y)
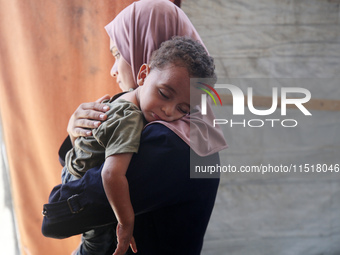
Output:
top-left (137, 64), bottom-right (150, 86)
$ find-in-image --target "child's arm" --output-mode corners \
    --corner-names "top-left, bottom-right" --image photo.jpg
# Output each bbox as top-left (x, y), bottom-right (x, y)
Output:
top-left (101, 153), bottom-right (137, 255)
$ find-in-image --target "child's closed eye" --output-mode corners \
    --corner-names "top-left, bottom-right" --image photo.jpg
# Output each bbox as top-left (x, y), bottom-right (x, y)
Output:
top-left (159, 89), bottom-right (170, 99)
top-left (177, 106), bottom-right (190, 115)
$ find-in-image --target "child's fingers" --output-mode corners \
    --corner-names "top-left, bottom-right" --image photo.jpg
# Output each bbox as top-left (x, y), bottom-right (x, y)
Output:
top-left (112, 242), bottom-right (129, 255)
top-left (113, 224), bottom-right (133, 255)
top-left (130, 236), bottom-right (137, 253)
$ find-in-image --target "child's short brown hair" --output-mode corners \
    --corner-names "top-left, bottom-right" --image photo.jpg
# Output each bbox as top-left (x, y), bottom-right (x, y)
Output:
top-left (149, 36), bottom-right (216, 80)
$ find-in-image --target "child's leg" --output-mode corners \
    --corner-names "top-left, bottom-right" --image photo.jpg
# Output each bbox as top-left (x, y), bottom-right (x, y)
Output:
top-left (73, 224), bottom-right (117, 255)
top-left (61, 167), bottom-right (116, 254)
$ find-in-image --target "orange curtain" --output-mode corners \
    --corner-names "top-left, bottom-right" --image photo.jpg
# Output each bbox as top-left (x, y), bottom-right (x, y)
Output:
top-left (0, 0), bottom-right (134, 254)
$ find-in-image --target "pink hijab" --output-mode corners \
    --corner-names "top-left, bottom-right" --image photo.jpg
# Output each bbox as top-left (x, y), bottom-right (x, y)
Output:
top-left (105, 0), bottom-right (227, 156)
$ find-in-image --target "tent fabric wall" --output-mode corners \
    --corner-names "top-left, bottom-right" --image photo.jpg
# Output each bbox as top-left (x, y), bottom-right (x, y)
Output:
top-left (0, 0), bottom-right (135, 254)
top-left (182, 0), bottom-right (340, 254)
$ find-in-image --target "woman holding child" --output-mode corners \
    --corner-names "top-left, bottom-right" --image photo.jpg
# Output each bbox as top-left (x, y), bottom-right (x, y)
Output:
top-left (54, 0), bottom-right (227, 254)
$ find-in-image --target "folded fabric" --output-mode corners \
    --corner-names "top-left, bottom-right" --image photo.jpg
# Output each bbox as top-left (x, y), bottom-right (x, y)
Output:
top-left (42, 164), bottom-right (116, 239)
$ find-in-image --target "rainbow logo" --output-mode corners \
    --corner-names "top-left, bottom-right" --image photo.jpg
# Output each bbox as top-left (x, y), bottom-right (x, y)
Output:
top-left (197, 82), bottom-right (222, 106)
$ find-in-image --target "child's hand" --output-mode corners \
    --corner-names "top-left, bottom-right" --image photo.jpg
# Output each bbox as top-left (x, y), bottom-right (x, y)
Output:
top-left (113, 222), bottom-right (137, 255)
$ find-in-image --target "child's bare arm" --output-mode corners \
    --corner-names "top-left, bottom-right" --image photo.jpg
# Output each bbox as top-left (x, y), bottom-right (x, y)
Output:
top-left (102, 153), bottom-right (134, 224)
top-left (101, 153), bottom-right (137, 255)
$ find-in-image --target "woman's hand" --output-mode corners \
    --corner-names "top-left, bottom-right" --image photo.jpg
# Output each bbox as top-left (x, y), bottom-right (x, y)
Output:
top-left (67, 94), bottom-right (111, 145)
top-left (113, 223), bottom-right (137, 255)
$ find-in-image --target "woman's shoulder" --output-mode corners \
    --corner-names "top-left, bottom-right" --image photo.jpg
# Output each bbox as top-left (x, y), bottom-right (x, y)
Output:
top-left (142, 122), bottom-right (176, 136)
top-left (141, 123), bottom-right (189, 150)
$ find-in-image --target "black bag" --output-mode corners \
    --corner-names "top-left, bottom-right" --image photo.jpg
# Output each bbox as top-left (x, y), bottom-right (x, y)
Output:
top-left (42, 164), bottom-right (116, 239)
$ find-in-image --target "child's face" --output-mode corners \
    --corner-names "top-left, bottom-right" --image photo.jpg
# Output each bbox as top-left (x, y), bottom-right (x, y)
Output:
top-left (110, 40), bottom-right (136, 91)
top-left (137, 64), bottom-right (192, 123)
